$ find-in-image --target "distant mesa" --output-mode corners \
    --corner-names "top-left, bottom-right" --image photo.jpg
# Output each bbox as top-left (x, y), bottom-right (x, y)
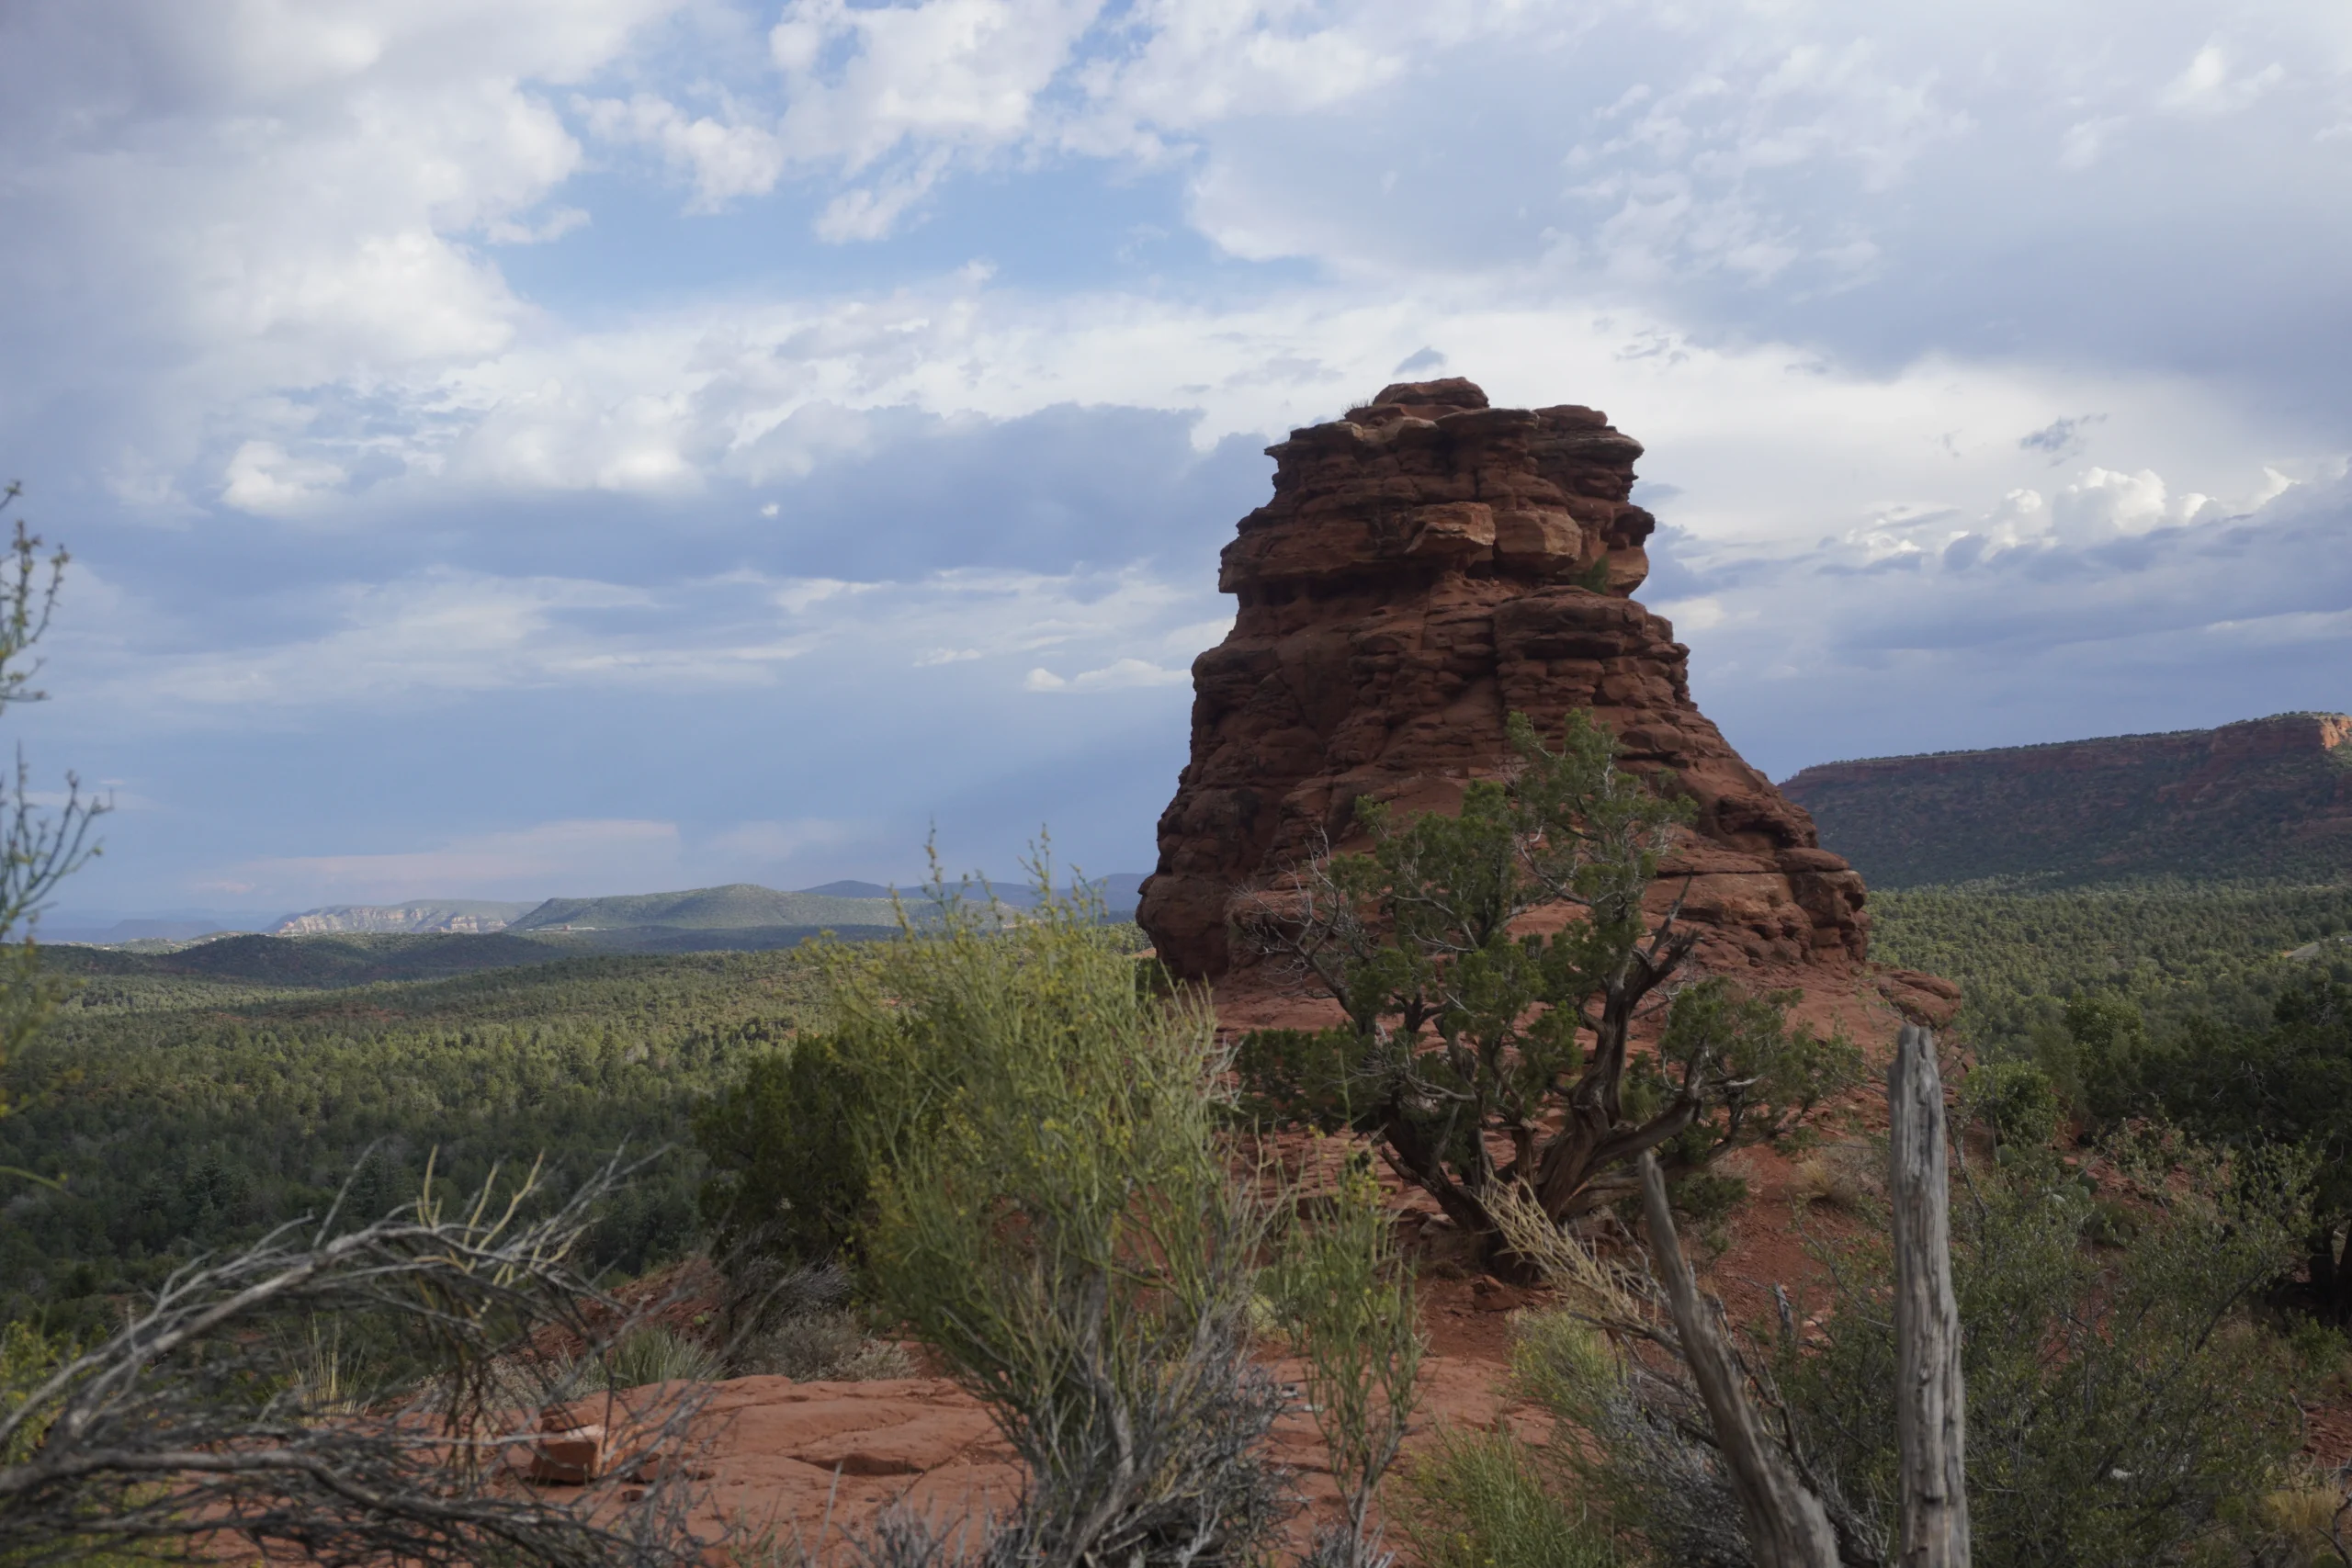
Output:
top-left (272, 900), bottom-right (535, 936)
top-left (1781, 711), bottom-right (2352, 890)
top-left (1137, 377), bottom-right (1871, 984)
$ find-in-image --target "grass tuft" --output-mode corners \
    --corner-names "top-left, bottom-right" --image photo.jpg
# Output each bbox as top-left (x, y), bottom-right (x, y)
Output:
top-left (1397, 1427), bottom-right (1624, 1568)
top-left (737, 1311), bottom-right (912, 1382)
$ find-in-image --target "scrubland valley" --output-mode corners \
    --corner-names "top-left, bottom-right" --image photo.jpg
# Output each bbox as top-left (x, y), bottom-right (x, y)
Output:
top-left (6, 386), bottom-right (2352, 1568)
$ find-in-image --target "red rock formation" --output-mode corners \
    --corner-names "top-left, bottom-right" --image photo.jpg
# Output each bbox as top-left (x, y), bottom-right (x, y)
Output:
top-left (1137, 378), bottom-right (1869, 981)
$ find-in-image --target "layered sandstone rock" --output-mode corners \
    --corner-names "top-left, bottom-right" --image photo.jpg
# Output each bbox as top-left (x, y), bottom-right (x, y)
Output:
top-left (1137, 378), bottom-right (1869, 981)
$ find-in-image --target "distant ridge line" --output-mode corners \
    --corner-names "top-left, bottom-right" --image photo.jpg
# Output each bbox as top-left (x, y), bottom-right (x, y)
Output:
top-left (77, 874), bottom-right (1151, 951)
top-left (505, 874), bottom-right (1148, 935)
top-left (1782, 711), bottom-right (2352, 891)
top-left (1779, 710), bottom-right (2350, 783)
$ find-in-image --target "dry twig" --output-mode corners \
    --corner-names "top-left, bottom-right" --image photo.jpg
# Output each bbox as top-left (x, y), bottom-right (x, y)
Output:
top-left (0, 1155), bottom-right (716, 1568)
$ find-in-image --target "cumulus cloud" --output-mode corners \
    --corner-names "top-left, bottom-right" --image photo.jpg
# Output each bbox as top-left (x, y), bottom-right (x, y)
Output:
top-left (169, 265), bottom-right (2288, 560)
top-left (0, 0), bottom-right (676, 514)
top-left (116, 570), bottom-right (673, 710)
top-left (1669, 464), bottom-right (2352, 776)
top-left (62, 554), bottom-right (1222, 725)
top-left (2049, 467), bottom-right (2218, 543)
top-left (220, 441), bottom-right (350, 515)
top-left (580, 0), bottom-right (1122, 233)
top-left (772, 0), bottom-right (1096, 166)
top-left (2159, 43), bottom-right (2286, 117)
top-left (1023, 657), bottom-right (1188, 692)
top-left (6, 0), bottom-right (2349, 910)
top-left (11, 0), bottom-right (2348, 525)
top-left (578, 93), bottom-right (786, 209)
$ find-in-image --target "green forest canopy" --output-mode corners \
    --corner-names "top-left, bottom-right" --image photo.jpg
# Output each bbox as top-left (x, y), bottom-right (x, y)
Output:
top-left (0, 945), bottom-right (821, 1328)
top-left (5, 883), bottom-right (2349, 1330)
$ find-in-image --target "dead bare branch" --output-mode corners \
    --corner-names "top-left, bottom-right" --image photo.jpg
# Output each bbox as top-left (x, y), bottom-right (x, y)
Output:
top-left (0, 1155), bottom-right (716, 1568)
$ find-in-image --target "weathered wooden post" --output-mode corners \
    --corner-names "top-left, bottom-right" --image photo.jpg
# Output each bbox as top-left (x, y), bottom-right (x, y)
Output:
top-left (1638, 1153), bottom-right (1838, 1568)
top-left (1888, 1025), bottom-right (1970, 1568)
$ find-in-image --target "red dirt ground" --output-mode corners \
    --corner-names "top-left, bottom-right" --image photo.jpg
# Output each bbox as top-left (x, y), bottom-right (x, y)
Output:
top-left (524, 964), bottom-right (2352, 1561)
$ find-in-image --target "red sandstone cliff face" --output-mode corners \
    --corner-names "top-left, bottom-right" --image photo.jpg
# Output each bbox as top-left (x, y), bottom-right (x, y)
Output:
top-left (1137, 378), bottom-right (1870, 982)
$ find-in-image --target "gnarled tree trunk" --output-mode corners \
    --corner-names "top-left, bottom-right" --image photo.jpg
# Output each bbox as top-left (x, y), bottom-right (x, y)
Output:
top-left (1638, 1152), bottom-right (1839, 1568)
top-left (1888, 1026), bottom-right (1969, 1568)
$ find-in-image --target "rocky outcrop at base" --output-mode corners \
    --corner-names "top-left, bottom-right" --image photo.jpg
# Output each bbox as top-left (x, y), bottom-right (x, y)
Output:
top-left (1137, 378), bottom-right (1869, 981)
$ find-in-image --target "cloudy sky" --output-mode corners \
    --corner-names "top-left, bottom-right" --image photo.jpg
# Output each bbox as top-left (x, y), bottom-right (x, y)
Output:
top-left (3, 0), bottom-right (2347, 918)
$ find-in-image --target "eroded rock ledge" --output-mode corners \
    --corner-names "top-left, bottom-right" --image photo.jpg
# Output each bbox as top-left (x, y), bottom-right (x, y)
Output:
top-left (1137, 377), bottom-right (1870, 981)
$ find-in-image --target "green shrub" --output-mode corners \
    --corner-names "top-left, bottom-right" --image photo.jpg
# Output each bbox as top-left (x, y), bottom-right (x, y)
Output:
top-left (1268, 1148), bottom-right (1423, 1568)
top-left (735, 1310), bottom-right (910, 1382)
top-left (692, 1032), bottom-right (874, 1340)
top-left (2082, 1194), bottom-right (2142, 1248)
top-left (1502, 1306), bottom-right (1749, 1566)
top-left (1398, 1427), bottom-right (1623, 1568)
top-left (1665, 1167), bottom-right (1748, 1258)
top-left (1, 1318), bottom-right (70, 1465)
top-left (1667, 1168), bottom-right (1749, 1227)
top-left (1967, 1056), bottom-right (2063, 1151)
top-left (2097, 977), bottom-right (2352, 1318)
top-left (1777, 1138), bottom-right (2309, 1568)
top-left (1232, 1026), bottom-right (1364, 1129)
top-left (840, 885), bottom-right (1288, 1568)
top-left (596, 1325), bottom-right (727, 1390)
top-left (1405, 1309), bottom-right (1669, 1563)
top-left (1493, 1134), bottom-right (2310, 1567)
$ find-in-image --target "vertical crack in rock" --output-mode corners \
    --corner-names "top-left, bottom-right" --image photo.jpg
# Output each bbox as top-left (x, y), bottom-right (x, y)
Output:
top-left (1137, 378), bottom-right (1871, 981)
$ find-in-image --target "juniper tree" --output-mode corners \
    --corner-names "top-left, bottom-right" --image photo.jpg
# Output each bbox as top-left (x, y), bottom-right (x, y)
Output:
top-left (1236, 711), bottom-right (1856, 1260)
top-left (2078, 978), bottom-right (2352, 1320)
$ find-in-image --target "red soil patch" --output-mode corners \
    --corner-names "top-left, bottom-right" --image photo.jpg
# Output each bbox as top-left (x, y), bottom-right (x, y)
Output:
top-left (638, 1352), bottom-right (1528, 1561)
top-left (516, 960), bottom-right (2347, 1557)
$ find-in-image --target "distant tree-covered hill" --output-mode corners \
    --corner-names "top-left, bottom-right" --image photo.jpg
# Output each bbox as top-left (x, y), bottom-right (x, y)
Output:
top-left (505, 874), bottom-right (1145, 947)
top-left (1, 947), bottom-right (825, 1325)
top-left (41, 931), bottom-right (571, 989)
top-left (1782, 711), bottom-right (2352, 889)
top-left (509, 882), bottom-right (904, 932)
top-left (1869, 882), bottom-right (2352, 1047)
top-left (523, 922), bottom-right (899, 954)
